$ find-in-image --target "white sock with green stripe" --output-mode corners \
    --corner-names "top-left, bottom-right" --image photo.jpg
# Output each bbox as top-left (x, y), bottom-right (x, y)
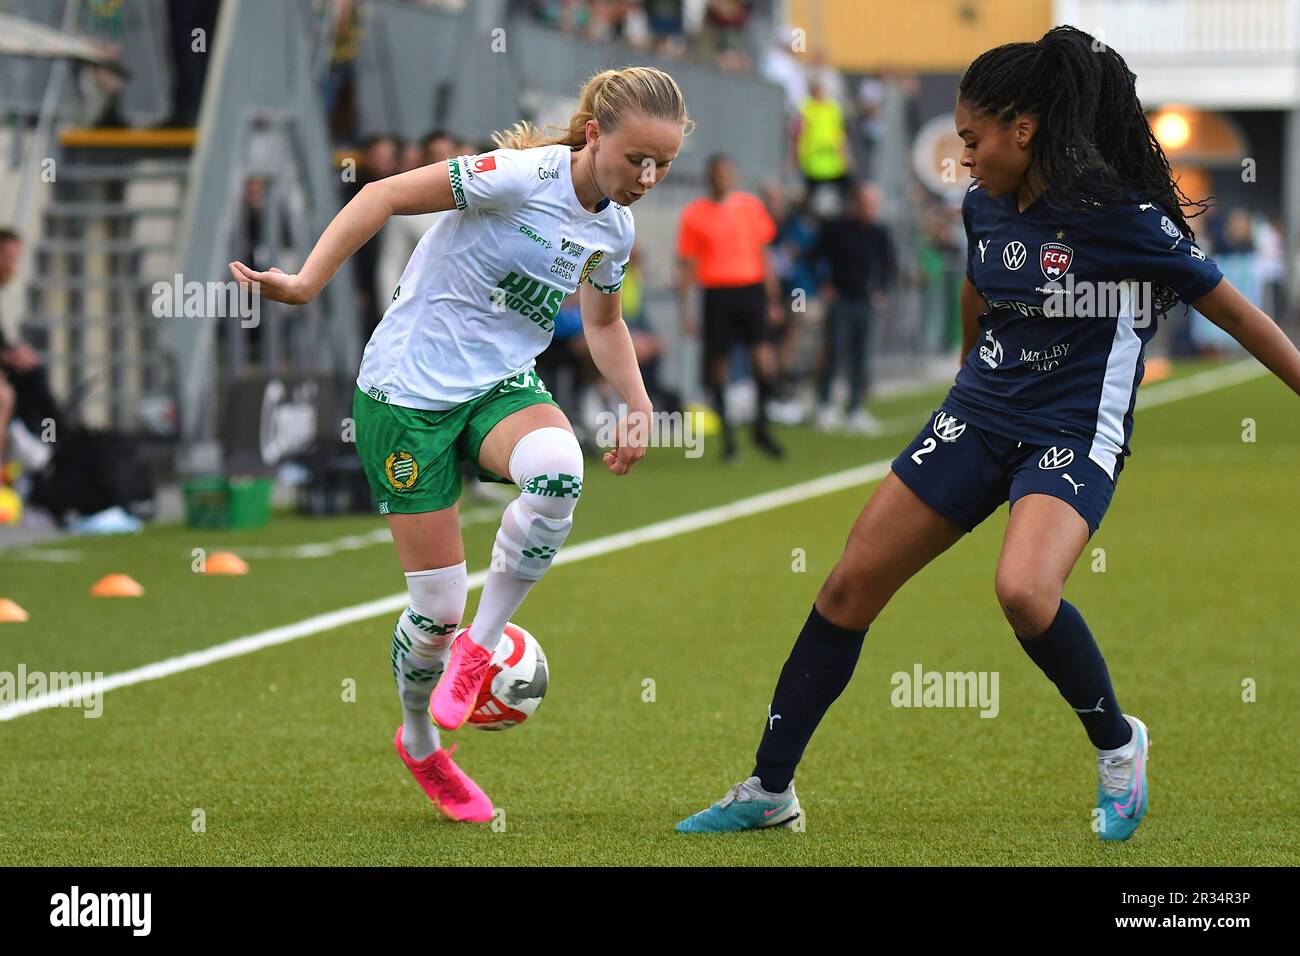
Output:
top-left (468, 427), bottom-right (582, 653)
top-left (393, 562), bottom-right (467, 759)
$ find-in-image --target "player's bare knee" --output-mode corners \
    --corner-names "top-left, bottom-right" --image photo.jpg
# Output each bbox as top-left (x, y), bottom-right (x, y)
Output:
top-left (995, 575), bottom-right (1059, 635)
top-left (817, 561), bottom-right (881, 629)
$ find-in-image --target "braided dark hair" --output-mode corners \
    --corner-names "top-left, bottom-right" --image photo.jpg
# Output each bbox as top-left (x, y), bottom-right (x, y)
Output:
top-left (959, 25), bottom-right (1211, 316)
top-left (959, 25), bottom-right (1212, 233)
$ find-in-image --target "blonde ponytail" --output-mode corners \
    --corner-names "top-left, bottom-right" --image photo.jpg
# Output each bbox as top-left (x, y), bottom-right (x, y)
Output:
top-left (492, 66), bottom-right (694, 151)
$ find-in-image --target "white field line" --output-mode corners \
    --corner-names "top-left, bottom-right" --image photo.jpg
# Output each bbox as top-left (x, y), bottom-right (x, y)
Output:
top-left (0, 359), bottom-right (1265, 721)
top-left (1, 507), bottom-right (505, 564)
top-left (1134, 357), bottom-right (1266, 408)
top-left (869, 358), bottom-right (1265, 434)
top-left (232, 505), bottom-right (503, 559)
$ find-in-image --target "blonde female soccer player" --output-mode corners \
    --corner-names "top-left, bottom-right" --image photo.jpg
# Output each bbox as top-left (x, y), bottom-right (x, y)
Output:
top-left (231, 67), bottom-right (691, 822)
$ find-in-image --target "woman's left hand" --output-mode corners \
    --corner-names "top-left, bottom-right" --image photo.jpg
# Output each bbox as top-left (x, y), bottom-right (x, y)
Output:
top-left (602, 405), bottom-right (651, 476)
top-left (229, 261), bottom-right (314, 305)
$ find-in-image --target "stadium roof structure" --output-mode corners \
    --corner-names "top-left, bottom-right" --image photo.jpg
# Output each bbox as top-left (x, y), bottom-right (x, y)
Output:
top-left (0, 12), bottom-right (128, 74)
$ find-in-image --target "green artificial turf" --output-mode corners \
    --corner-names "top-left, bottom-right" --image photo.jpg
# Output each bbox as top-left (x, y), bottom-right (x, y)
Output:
top-left (1, 359), bottom-right (1296, 865)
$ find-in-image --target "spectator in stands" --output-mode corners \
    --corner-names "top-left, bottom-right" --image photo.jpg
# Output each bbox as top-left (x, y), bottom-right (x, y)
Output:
top-left (344, 135), bottom-right (401, 341)
top-left (578, 0), bottom-right (637, 43)
top-left (423, 130), bottom-right (459, 165)
top-left (702, 0), bottom-right (754, 72)
top-left (511, 1), bottom-right (763, 69)
top-left (0, 229), bottom-right (59, 470)
top-left (325, 0), bottom-right (364, 144)
top-left (760, 25), bottom-right (808, 117)
top-left (762, 180), bottom-right (820, 401)
top-left (645, 0), bottom-right (688, 58)
top-left (343, 135), bottom-right (400, 199)
top-left (806, 47), bottom-right (847, 107)
top-left (677, 153), bottom-right (785, 460)
top-left (1256, 213), bottom-right (1286, 320)
top-left (398, 139), bottom-right (424, 173)
top-left (794, 78), bottom-right (853, 209)
top-left (813, 182), bottom-right (895, 435)
top-left (915, 196), bottom-right (963, 352)
top-left (854, 73), bottom-right (887, 181)
top-left (165, 0), bottom-right (222, 127)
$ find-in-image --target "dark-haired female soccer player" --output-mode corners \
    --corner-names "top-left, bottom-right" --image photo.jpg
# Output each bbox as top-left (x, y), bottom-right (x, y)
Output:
top-left (677, 25), bottom-right (1300, 840)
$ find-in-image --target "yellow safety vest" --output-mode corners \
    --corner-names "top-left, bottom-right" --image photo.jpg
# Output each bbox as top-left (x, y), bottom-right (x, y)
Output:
top-left (798, 97), bottom-right (847, 180)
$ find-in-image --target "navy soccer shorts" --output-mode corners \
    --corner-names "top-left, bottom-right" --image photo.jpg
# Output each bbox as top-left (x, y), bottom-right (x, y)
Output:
top-left (890, 409), bottom-right (1123, 537)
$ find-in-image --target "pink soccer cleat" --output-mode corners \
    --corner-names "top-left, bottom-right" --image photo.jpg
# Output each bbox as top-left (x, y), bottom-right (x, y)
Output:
top-left (429, 630), bottom-right (495, 730)
top-left (394, 728), bottom-right (494, 823)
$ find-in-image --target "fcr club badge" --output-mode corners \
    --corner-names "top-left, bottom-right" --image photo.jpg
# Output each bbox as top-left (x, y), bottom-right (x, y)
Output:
top-left (1040, 242), bottom-right (1074, 280)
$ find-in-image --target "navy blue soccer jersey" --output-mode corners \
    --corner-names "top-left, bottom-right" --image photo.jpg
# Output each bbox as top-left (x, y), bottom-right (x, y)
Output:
top-left (943, 180), bottom-right (1224, 479)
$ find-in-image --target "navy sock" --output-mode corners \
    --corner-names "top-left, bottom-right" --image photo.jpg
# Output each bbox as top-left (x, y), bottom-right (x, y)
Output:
top-left (752, 604), bottom-right (867, 793)
top-left (1016, 598), bottom-right (1131, 750)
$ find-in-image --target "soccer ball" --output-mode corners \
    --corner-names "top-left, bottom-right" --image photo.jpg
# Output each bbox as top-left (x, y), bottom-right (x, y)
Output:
top-left (463, 622), bottom-right (549, 730)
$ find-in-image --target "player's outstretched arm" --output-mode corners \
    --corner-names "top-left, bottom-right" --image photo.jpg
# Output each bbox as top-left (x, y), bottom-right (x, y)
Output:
top-left (1192, 277), bottom-right (1300, 396)
top-left (579, 281), bottom-right (652, 476)
top-left (228, 161), bottom-right (460, 305)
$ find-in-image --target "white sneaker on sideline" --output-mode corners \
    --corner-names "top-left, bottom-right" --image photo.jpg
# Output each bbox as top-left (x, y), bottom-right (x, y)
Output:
top-left (845, 408), bottom-right (883, 436)
top-left (815, 406), bottom-right (843, 432)
top-left (7, 422), bottom-right (53, 470)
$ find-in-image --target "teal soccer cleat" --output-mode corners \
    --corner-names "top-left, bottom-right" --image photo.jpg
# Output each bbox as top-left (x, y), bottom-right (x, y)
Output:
top-left (1096, 714), bottom-right (1150, 842)
top-left (675, 777), bottom-right (801, 833)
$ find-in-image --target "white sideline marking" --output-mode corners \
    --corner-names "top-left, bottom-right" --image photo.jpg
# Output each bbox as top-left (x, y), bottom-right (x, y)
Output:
top-left (0, 461), bottom-right (892, 721)
top-left (0, 359), bottom-right (1266, 721)
top-left (233, 506), bottom-right (502, 559)
top-left (1135, 357), bottom-right (1265, 408)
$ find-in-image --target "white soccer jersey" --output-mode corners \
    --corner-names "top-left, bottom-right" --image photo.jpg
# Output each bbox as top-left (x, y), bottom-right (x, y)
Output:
top-left (356, 143), bottom-right (636, 410)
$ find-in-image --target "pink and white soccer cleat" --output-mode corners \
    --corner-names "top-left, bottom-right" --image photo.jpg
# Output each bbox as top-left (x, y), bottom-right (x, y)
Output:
top-left (428, 630), bottom-right (495, 730)
top-left (393, 728), bottom-right (493, 823)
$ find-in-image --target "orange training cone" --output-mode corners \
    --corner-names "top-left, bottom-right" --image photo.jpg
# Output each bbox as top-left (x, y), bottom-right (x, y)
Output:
top-left (0, 599), bottom-right (29, 622)
top-left (203, 551), bottom-right (248, 575)
top-left (91, 574), bottom-right (144, 597)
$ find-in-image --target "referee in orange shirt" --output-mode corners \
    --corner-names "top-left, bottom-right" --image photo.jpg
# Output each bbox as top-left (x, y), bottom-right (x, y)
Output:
top-left (676, 153), bottom-right (785, 460)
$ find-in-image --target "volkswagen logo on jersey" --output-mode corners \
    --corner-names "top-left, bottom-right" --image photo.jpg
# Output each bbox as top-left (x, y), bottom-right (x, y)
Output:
top-left (1038, 446), bottom-right (1075, 470)
top-left (932, 412), bottom-right (967, 443)
top-left (1039, 242), bottom-right (1074, 280)
top-left (1002, 241), bottom-right (1027, 271)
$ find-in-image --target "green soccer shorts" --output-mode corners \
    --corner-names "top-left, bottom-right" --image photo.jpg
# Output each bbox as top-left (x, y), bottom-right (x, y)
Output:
top-left (353, 368), bottom-right (560, 515)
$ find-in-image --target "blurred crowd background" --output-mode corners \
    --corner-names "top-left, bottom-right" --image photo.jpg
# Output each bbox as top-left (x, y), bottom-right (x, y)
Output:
top-left (0, 0), bottom-right (1294, 533)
